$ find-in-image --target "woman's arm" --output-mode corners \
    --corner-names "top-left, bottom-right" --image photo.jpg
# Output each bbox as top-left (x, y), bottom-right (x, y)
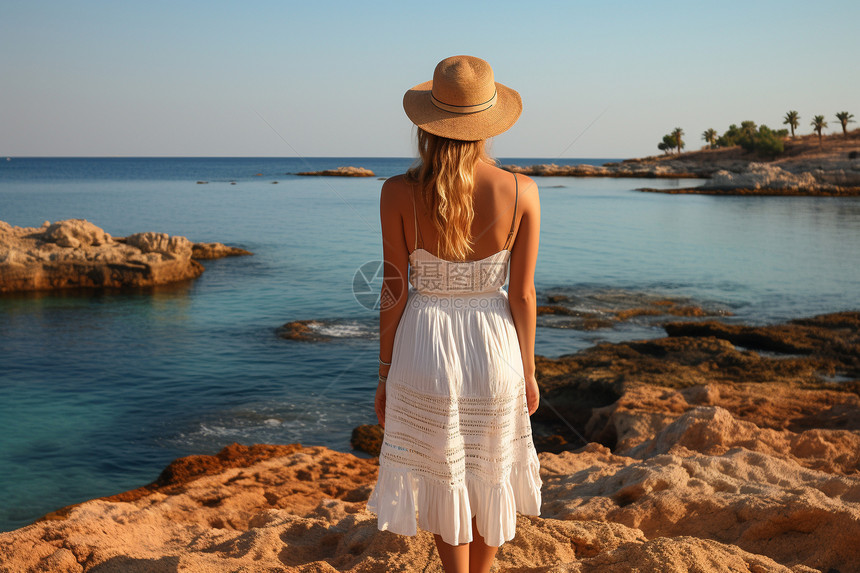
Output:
top-left (376, 177), bottom-right (410, 427)
top-left (507, 176), bottom-right (540, 414)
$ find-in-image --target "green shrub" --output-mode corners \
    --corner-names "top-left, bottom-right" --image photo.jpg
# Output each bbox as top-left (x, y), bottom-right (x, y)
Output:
top-left (715, 121), bottom-right (786, 157)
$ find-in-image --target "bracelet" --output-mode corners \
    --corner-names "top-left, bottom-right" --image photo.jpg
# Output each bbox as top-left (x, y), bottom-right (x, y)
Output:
top-left (378, 356), bottom-right (391, 366)
top-left (378, 374), bottom-right (388, 383)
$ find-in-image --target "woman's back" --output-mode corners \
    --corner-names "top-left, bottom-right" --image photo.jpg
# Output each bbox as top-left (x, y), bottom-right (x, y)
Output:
top-left (410, 162), bottom-right (525, 262)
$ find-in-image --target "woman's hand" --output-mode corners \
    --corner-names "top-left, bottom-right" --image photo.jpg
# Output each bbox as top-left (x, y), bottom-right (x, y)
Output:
top-left (525, 374), bottom-right (540, 416)
top-left (375, 378), bottom-right (387, 428)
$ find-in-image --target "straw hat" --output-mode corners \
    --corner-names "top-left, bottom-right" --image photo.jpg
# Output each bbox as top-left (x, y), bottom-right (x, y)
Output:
top-left (403, 55), bottom-right (522, 141)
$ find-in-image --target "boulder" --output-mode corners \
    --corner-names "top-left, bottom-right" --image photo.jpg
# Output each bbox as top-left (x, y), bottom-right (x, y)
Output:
top-left (191, 242), bottom-right (253, 260)
top-left (0, 219), bottom-right (250, 293)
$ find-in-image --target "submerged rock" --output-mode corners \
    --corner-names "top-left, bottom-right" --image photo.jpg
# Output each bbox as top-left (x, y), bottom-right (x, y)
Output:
top-left (277, 319), bottom-right (331, 341)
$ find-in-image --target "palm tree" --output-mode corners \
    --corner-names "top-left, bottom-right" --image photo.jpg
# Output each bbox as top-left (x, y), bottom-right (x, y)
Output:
top-left (811, 115), bottom-right (828, 144)
top-left (835, 111), bottom-right (855, 135)
top-left (702, 128), bottom-right (718, 149)
top-left (672, 127), bottom-right (684, 155)
top-left (783, 111), bottom-right (800, 138)
top-left (658, 134), bottom-right (676, 155)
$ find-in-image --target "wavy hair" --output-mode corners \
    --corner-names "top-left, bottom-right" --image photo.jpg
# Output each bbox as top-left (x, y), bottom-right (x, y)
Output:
top-left (406, 129), bottom-right (493, 261)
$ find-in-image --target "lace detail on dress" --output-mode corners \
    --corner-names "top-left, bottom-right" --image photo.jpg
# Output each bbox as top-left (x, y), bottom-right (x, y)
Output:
top-left (382, 381), bottom-right (534, 488)
top-left (409, 248), bottom-right (510, 295)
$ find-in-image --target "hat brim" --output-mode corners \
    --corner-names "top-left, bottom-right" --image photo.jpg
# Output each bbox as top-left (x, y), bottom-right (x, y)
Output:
top-left (403, 80), bottom-right (522, 141)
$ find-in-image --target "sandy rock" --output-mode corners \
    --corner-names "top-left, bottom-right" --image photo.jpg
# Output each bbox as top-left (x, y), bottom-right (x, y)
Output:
top-left (0, 219), bottom-right (250, 293)
top-left (296, 167), bottom-right (375, 177)
top-left (532, 311), bottom-right (860, 449)
top-left (624, 405), bottom-right (860, 474)
top-left (501, 163), bottom-right (705, 178)
top-left (566, 536), bottom-right (811, 573)
top-left (585, 383), bottom-right (860, 468)
top-left (541, 442), bottom-right (860, 571)
top-left (4, 311), bottom-right (860, 571)
top-left (42, 219), bottom-right (112, 249)
top-left (190, 242), bottom-right (252, 260)
top-left (704, 163), bottom-right (818, 191)
top-left (1, 442), bottom-right (833, 573)
top-left (124, 232), bottom-right (192, 259)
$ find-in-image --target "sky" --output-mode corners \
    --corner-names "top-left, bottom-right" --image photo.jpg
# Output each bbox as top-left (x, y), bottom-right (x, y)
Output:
top-left (1, 0), bottom-right (858, 159)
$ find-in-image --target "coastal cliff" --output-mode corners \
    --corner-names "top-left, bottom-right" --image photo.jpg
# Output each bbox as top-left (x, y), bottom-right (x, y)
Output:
top-left (1, 312), bottom-right (857, 572)
top-left (0, 219), bottom-right (252, 294)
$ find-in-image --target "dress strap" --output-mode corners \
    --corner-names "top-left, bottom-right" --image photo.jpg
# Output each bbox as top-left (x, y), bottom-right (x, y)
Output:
top-left (411, 184), bottom-right (424, 251)
top-left (503, 173), bottom-right (518, 251)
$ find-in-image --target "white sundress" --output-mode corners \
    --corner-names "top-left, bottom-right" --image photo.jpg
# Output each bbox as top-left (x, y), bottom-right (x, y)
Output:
top-left (366, 174), bottom-right (542, 547)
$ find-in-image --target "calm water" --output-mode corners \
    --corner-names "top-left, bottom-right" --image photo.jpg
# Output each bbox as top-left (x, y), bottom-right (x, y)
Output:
top-left (1, 157), bottom-right (859, 532)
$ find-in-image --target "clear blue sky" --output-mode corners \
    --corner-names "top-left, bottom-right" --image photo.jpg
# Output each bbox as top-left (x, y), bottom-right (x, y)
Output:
top-left (1, 0), bottom-right (858, 158)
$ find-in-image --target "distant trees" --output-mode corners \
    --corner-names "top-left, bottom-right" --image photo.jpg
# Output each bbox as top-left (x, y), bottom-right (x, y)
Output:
top-left (659, 109), bottom-right (853, 158)
top-left (835, 111), bottom-right (855, 135)
top-left (658, 134), bottom-right (678, 155)
top-left (740, 121), bottom-right (757, 140)
top-left (783, 111), bottom-right (800, 138)
top-left (702, 128), bottom-right (717, 149)
top-left (714, 121), bottom-right (788, 157)
top-left (671, 127), bottom-right (684, 155)
top-left (811, 115), bottom-right (828, 144)
top-left (657, 129), bottom-right (684, 155)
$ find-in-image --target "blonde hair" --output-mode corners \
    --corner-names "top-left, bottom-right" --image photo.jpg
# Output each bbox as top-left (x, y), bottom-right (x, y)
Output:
top-left (407, 129), bottom-right (493, 261)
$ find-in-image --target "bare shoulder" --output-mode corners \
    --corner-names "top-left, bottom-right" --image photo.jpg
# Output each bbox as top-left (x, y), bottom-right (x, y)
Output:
top-left (380, 174), bottom-right (412, 213)
top-left (512, 172), bottom-right (539, 211)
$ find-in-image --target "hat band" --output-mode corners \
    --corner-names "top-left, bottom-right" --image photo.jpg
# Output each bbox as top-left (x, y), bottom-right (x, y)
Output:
top-left (430, 89), bottom-right (497, 114)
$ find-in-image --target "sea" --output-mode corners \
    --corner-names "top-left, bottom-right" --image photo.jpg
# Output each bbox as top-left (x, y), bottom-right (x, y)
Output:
top-left (1, 156), bottom-right (859, 533)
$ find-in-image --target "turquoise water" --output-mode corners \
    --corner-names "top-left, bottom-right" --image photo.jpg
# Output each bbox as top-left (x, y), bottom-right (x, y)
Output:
top-left (1, 157), bottom-right (859, 532)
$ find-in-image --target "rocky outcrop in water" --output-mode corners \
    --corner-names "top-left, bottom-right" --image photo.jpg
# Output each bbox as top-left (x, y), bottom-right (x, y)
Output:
top-left (640, 163), bottom-right (860, 195)
top-left (296, 166), bottom-right (375, 177)
top-left (502, 162), bottom-right (708, 178)
top-left (190, 242), bottom-right (253, 260)
top-left (0, 219), bottom-right (252, 294)
top-left (507, 130), bottom-right (860, 195)
top-left (536, 291), bottom-right (732, 331)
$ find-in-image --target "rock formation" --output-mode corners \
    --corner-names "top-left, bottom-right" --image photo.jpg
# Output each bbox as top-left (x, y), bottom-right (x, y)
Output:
top-left (1, 311), bottom-right (858, 571)
top-left (296, 167), bottom-right (375, 177)
top-left (0, 219), bottom-right (252, 294)
top-left (3, 405), bottom-right (855, 572)
top-left (191, 242), bottom-right (253, 260)
top-left (277, 319), bottom-right (335, 341)
top-left (502, 162), bottom-right (706, 178)
top-left (505, 129), bottom-right (860, 195)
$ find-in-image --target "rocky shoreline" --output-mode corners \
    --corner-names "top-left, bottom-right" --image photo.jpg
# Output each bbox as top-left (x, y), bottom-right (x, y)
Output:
top-left (2, 311), bottom-right (858, 571)
top-left (504, 130), bottom-right (860, 195)
top-left (0, 219), bottom-right (252, 294)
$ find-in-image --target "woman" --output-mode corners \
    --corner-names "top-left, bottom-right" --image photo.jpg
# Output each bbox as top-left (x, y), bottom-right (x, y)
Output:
top-left (367, 55), bottom-right (541, 573)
